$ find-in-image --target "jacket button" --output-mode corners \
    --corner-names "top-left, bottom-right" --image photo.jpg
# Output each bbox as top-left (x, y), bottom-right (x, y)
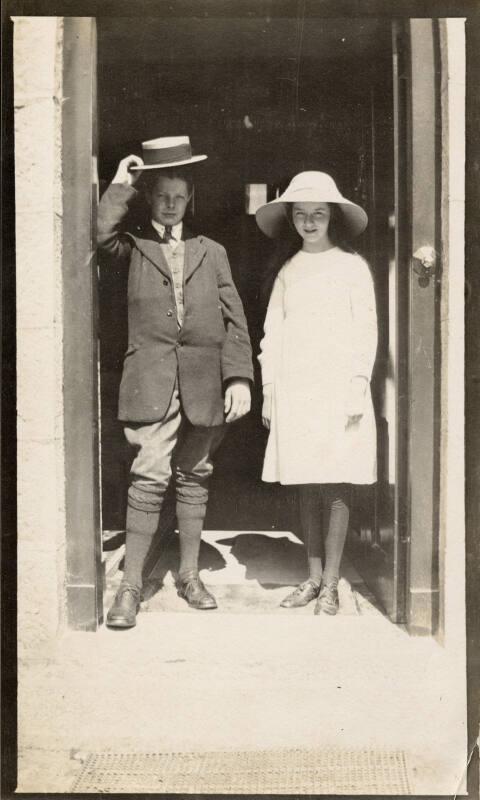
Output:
top-left (163, 279), bottom-right (169, 286)
top-left (167, 310), bottom-right (173, 317)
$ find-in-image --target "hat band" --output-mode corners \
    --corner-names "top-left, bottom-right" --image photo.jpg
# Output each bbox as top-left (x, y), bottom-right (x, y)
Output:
top-left (143, 142), bottom-right (192, 166)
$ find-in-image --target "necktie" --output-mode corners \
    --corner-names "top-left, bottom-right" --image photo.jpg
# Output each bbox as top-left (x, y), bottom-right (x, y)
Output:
top-left (163, 225), bottom-right (173, 244)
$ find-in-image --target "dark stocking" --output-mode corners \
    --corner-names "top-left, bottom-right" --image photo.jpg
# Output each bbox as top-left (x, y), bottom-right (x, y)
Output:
top-left (321, 484), bottom-right (351, 585)
top-left (298, 485), bottom-right (324, 586)
top-left (177, 501), bottom-right (206, 578)
top-left (122, 505), bottom-right (160, 591)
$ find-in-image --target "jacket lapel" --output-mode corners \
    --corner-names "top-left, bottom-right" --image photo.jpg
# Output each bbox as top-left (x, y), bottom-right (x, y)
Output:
top-left (126, 230), bottom-right (171, 280)
top-left (184, 237), bottom-right (207, 282)
top-left (127, 226), bottom-right (206, 282)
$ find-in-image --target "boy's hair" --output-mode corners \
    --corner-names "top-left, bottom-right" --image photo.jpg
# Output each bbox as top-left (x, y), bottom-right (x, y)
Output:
top-left (141, 168), bottom-right (194, 196)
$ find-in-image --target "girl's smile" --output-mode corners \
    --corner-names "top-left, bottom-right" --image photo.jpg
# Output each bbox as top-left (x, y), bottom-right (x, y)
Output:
top-left (292, 201), bottom-right (332, 252)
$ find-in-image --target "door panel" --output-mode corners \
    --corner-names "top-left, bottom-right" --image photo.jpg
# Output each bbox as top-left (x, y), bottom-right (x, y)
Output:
top-left (345, 22), bottom-right (407, 623)
top-left (405, 19), bottom-right (441, 634)
top-left (349, 20), bottom-right (440, 634)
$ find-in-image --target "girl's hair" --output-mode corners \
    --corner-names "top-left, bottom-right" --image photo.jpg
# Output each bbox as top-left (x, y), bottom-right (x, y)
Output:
top-left (327, 204), bottom-right (357, 254)
top-left (261, 202), bottom-right (356, 306)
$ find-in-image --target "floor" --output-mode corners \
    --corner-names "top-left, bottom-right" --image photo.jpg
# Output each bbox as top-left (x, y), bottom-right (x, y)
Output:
top-left (104, 528), bottom-right (383, 617)
top-left (17, 529), bottom-right (468, 795)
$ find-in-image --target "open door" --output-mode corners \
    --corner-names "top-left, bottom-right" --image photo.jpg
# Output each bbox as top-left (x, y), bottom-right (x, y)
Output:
top-left (352, 19), bottom-right (441, 635)
top-left (403, 19), bottom-right (441, 635)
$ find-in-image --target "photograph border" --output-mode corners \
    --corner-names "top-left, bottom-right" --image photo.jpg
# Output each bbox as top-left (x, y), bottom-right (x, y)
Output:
top-left (2, 1), bottom-right (479, 798)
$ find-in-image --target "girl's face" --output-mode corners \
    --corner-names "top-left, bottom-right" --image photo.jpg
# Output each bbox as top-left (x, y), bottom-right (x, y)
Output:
top-left (292, 202), bottom-right (332, 251)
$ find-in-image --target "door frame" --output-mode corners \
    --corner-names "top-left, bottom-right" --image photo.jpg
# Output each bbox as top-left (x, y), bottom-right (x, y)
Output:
top-left (61, 13), bottom-right (462, 637)
top-left (62, 17), bottom-right (103, 630)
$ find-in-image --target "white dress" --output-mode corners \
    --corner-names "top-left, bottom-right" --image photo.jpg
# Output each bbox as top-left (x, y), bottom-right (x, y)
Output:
top-left (259, 247), bottom-right (378, 485)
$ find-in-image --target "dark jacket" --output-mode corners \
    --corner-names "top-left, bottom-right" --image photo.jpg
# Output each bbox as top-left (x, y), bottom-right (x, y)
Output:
top-left (97, 183), bottom-right (253, 426)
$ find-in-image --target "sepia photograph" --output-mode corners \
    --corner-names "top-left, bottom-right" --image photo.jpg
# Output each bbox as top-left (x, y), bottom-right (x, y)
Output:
top-left (2, 0), bottom-right (479, 797)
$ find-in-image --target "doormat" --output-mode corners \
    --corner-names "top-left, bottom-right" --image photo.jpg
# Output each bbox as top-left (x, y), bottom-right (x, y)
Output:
top-left (71, 748), bottom-right (411, 794)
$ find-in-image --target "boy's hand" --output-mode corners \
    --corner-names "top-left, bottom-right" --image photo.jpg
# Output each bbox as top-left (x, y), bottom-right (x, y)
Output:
top-left (224, 379), bottom-right (251, 423)
top-left (112, 155), bottom-right (144, 187)
top-left (262, 384), bottom-right (273, 429)
top-left (346, 375), bottom-right (368, 426)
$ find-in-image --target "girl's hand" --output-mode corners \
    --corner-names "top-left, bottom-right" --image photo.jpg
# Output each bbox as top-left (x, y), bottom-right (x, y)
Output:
top-left (346, 376), bottom-right (368, 425)
top-left (112, 155), bottom-right (144, 187)
top-left (224, 379), bottom-right (251, 423)
top-left (262, 384), bottom-right (273, 429)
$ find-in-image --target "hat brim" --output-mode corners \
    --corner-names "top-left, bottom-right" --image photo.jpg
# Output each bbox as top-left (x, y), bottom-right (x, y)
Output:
top-left (130, 155), bottom-right (208, 171)
top-left (255, 198), bottom-right (368, 238)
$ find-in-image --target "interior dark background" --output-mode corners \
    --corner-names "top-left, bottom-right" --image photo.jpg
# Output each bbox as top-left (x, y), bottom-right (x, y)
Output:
top-left (97, 15), bottom-right (394, 534)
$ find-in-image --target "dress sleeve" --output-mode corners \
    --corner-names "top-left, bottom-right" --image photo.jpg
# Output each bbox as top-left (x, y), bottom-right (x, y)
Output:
top-left (258, 269), bottom-right (286, 386)
top-left (349, 258), bottom-right (378, 381)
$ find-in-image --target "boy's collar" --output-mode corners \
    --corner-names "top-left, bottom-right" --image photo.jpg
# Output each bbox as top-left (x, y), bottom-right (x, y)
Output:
top-left (141, 220), bottom-right (195, 242)
top-left (150, 219), bottom-right (183, 241)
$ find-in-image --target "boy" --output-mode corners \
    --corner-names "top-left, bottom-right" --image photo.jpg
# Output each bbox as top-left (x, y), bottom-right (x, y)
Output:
top-left (98, 136), bottom-right (253, 628)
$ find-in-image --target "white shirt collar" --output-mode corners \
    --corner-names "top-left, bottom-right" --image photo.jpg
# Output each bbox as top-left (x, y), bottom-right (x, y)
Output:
top-left (151, 219), bottom-right (183, 249)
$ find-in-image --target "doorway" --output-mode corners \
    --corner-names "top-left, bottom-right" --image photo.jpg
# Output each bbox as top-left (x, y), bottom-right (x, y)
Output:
top-left (96, 15), bottom-right (402, 620)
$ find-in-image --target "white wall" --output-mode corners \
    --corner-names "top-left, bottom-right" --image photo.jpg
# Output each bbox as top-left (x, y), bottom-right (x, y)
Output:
top-left (14, 16), bottom-right (67, 658)
top-left (438, 19), bottom-right (468, 790)
top-left (439, 18), bottom-right (466, 658)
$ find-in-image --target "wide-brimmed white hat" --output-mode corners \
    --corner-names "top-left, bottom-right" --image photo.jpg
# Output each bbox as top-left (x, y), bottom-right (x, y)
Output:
top-left (129, 136), bottom-right (207, 171)
top-left (255, 171), bottom-right (368, 238)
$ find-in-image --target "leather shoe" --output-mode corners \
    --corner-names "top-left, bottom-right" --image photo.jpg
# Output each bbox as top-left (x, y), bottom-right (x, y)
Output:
top-left (314, 580), bottom-right (339, 616)
top-left (280, 579), bottom-right (321, 608)
top-left (106, 584), bottom-right (141, 628)
top-left (177, 570), bottom-right (217, 610)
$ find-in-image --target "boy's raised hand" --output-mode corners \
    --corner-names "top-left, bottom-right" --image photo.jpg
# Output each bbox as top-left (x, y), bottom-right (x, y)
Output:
top-left (224, 379), bottom-right (251, 423)
top-left (112, 155), bottom-right (144, 187)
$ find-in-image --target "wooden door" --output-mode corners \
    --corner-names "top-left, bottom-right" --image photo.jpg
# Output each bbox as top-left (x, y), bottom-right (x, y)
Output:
top-left (403, 19), bottom-right (441, 635)
top-left (352, 19), bottom-right (441, 635)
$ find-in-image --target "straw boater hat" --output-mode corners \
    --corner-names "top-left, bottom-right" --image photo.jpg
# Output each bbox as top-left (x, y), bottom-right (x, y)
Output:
top-left (129, 136), bottom-right (207, 171)
top-left (255, 171), bottom-right (368, 238)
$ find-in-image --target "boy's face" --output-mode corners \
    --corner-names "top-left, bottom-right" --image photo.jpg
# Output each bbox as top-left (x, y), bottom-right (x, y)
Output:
top-left (147, 175), bottom-right (191, 227)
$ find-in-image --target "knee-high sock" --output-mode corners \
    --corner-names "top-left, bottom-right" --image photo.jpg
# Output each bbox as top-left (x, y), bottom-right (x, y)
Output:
top-left (177, 501), bottom-right (206, 578)
top-left (322, 485), bottom-right (351, 585)
top-left (298, 485), bottom-right (323, 585)
top-left (122, 505), bottom-right (160, 591)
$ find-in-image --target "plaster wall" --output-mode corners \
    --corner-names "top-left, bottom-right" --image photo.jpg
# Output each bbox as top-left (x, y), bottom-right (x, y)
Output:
top-left (436, 21), bottom-right (468, 788)
top-left (438, 19), bottom-right (466, 659)
top-left (14, 16), bottom-right (67, 659)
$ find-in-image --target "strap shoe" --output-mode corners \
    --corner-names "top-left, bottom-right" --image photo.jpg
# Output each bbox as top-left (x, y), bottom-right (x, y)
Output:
top-left (177, 570), bottom-right (217, 610)
top-left (106, 584), bottom-right (141, 628)
top-left (280, 579), bottom-right (321, 608)
top-left (314, 579), bottom-right (339, 615)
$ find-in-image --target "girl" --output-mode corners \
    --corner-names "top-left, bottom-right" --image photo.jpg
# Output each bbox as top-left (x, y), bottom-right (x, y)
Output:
top-left (256, 171), bottom-right (377, 615)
